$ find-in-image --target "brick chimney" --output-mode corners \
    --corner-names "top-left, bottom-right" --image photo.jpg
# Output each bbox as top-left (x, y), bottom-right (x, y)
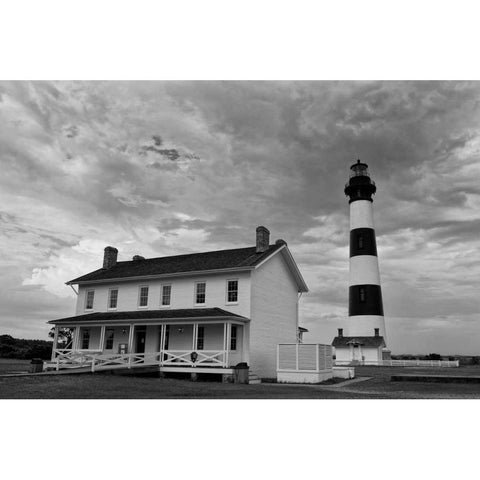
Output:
top-left (338, 328), bottom-right (343, 338)
top-left (103, 246), bottom-right (118, 269)
top-left (256, 226), bottom-right (270, 253)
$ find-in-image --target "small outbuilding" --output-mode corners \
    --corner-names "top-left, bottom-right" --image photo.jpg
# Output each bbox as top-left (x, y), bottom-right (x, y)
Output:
top-left (332, 331), bottom-right (386, 365)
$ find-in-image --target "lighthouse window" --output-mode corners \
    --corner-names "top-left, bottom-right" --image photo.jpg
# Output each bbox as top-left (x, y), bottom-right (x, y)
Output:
top-left (359, 287), bottom-right (366, 303)
top-left (358, 235), bottom-right (364, 249)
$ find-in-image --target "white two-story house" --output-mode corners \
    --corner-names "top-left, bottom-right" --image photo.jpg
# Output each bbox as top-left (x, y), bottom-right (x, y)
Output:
top-left (48, 226), bottom-right (308, 379)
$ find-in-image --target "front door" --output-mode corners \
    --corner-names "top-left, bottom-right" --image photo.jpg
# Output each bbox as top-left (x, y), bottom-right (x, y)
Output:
top-left (353, 345), bottom-right (361, 361)
top-left (135, 328), bottom-right (146, 354)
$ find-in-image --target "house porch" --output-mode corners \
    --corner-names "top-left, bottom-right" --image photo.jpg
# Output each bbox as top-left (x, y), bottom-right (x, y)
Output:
top-left (48, 318), bottom-right (249, 374)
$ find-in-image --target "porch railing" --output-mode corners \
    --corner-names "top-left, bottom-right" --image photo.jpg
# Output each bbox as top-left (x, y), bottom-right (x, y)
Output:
top-left (50, 348), bottom-right (228, 371)
top-left (162, 350), bottom-right (227, 367)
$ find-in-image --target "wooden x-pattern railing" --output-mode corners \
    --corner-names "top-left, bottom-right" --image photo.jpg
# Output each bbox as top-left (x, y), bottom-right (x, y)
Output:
top-left (162, 350), bottom-right (226, 367)
top-left (51, 349), bottom-right (228, 371)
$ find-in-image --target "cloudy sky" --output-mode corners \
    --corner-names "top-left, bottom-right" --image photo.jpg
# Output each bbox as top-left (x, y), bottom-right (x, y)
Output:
top-left (0, 81), bottom-right (479, 354)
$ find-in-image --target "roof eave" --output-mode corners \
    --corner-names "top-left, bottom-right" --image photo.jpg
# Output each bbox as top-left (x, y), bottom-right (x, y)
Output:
top-left (66, 266), bottom-right (255, 286)
top-left (48, 314), bottom-right (251, 325)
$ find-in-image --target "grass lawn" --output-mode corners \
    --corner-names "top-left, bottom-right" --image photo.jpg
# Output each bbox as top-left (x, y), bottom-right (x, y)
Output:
top-left (1, 365), bottom-right (480, 399)
top-left (0, 358), bottom-right (32, 374)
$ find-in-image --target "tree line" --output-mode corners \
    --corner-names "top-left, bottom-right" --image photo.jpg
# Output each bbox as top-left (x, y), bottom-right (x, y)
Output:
top-left (0, 334), bottom-right (53, 360)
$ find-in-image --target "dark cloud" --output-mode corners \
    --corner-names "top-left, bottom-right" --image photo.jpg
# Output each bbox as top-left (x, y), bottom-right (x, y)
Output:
top-left (1, 81), bottom-right (480, 354)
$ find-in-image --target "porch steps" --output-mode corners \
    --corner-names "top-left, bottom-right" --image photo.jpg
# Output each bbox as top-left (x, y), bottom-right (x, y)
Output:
top-left (248, 372), bottom-right (261, 384)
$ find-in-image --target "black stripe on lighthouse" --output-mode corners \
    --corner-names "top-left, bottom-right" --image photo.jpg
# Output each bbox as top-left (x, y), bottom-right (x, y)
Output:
top-left (350, 228), bottom-right (377, 257)
top-left (349, 285), bottom-right (384, 316)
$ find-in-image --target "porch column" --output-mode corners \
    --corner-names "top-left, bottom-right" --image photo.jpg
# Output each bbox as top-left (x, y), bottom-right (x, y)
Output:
top-left (159, 324), bottom-right (165, 365)
top-left (72, 327), bottom-right (80, 351)
top-left (51, 326), bottom-right (59, 361)
top-left (223, 323), bottom-right (227, 367)
top-left (99, 325), bottom-right (106, 352)
top-left (161, 324), bottom-right (168, 363)
top-left (192, 323), bottom-right (198, 350)
top-left (225, 322), bottom-right (231, 368)
top-left (127, 324), bottom-right (135, 353)
top-left (242, 323), bottom-right (250, 365)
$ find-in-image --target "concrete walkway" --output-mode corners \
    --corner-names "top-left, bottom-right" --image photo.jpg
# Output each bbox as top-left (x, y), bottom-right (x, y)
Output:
top-left (273, 376), bottom-right (372, 388)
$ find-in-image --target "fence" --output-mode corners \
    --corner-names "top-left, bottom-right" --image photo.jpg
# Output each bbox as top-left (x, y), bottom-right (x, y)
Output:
top-left (334, 359), bottom-right (459, 367)
top-left (277, 344), bottom-right (333, 372)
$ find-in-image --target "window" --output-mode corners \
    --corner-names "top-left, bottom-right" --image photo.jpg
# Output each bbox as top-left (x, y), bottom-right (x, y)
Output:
top-left (195, 282), bottom-right (206, 304)
top-left (161, 284), bottom-right (172, 306)
top-left (105, 329), bottom-right (114, 349)
top-left (85, 290), bottom-right (95, 310)
top-left (138, 286), bottom-right (149, 307)
top-left (374, 328), bottom-right (380, 337)
top-left (197, 326), bottom-right (204, 350)
top-left (81, 329), bottom-right (90, 349)
top-left (108, 289), bottom-right (118, 309)
top-left (359, 287), bottom-right (366, 303)
top-left (164, 325), bottom-right (170, 350)
top-left (357, 235), bottom-right (364, 249)
top-left (226, 279), bottom-right (238, 303)
top-left (230, 325), bottom-right (237, 351)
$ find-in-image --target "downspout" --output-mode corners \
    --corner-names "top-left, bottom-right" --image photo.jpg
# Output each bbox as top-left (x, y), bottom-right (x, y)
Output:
top-left (296, 292), bottom-right (303, 342)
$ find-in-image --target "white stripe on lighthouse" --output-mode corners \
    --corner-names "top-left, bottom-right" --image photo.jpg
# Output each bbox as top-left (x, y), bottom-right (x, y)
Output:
top-left (350, 200), bottom-right (375, 230)
top-left (349, 256), bottom-right (381, 285)
top-left (345, 315), bottom-right (387, 339)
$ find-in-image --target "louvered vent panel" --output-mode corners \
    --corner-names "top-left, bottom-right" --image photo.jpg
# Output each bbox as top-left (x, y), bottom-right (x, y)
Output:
top-left (298, 344), bottom-right (317, 370)
top-left (325, 345), bottom-right (333, 369)
top-left (278, 344), bottom-right (297, 370)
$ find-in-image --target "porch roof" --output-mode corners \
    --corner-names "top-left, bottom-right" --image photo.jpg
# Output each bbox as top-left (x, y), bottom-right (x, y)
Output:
top-left (48, 307), bottom-right (249, 325)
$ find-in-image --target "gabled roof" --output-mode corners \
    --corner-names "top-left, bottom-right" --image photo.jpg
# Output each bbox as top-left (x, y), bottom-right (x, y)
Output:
top-left (49, 308), bottom-right (248, 325)
top-left (67, 243), bottom-right (308, 292)
top-left (332, 336), bottom-right (386, 348)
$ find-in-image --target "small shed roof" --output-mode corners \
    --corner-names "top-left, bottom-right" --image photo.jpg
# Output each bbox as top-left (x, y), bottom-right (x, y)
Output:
top-left (332, 336), bottom-right (386, 348)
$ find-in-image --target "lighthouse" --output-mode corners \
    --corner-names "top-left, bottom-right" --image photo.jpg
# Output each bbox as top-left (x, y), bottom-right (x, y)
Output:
top-left (332, 160), bottom-right (389, 365)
